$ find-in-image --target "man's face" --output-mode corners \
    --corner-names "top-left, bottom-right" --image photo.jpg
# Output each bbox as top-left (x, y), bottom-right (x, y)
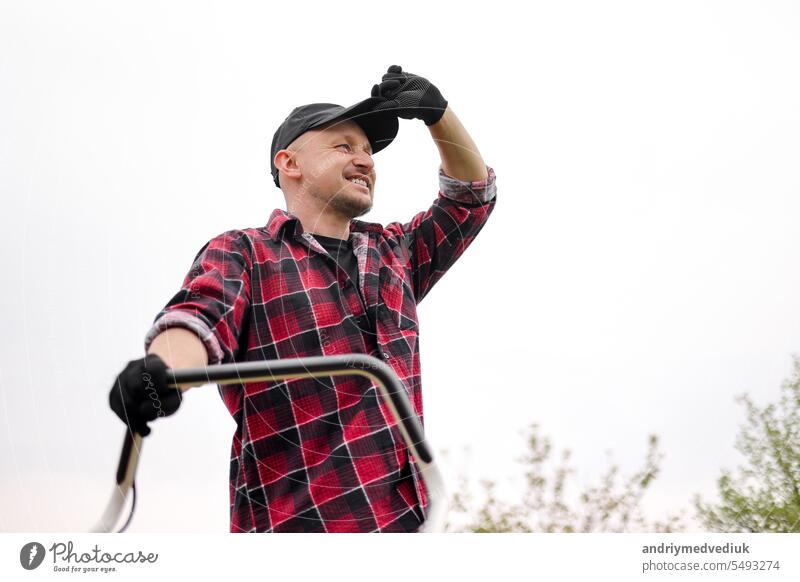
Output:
top-left (288, 119), bottom-right (376, 219)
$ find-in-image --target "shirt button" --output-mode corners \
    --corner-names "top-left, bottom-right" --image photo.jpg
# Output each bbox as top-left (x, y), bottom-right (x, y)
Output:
top-left (382, 351), bottom-right (391, 360)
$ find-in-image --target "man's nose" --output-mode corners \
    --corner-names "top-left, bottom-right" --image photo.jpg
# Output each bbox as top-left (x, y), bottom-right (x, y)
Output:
top-left (352, 149), bottom-right (374, 171)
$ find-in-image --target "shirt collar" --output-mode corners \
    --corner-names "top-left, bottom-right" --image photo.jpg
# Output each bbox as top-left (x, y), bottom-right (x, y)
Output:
top-left (266, 208), bottom-right (384, 242)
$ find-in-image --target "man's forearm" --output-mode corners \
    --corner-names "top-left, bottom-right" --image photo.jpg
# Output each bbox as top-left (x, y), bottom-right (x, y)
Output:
top-left (146, 327), bottom-right (208, 390)
top-left (428, 107), bottom-right (488, 182)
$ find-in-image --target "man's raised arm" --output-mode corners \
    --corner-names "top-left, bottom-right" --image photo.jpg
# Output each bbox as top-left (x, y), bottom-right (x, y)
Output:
top-left (371, 65), bottom-right (497, 302)
top-left (428, 107), bottom-right (489, 182)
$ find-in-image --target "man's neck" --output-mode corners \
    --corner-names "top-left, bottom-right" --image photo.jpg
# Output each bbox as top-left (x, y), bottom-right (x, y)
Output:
top-left (287, 204), bottom-right (350, 240)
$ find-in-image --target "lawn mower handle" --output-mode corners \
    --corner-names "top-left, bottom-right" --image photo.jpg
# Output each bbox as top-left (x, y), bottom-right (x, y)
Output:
top-left (91, 354), bottom-right (447, 533)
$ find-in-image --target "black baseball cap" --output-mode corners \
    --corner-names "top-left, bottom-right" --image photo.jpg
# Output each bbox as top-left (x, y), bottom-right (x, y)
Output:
top-left (270, 97), bottom-right (399, 187)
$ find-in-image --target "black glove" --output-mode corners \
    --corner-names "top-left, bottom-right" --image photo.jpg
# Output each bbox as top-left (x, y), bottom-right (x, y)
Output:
top-left (108, 354), bottom-right (181, 436)
top-left (370, 65), bottom-right (448, 126)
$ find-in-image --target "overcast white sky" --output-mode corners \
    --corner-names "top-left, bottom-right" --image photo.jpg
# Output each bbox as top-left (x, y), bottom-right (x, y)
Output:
top-left (1, 0), bottom-right (799, 533)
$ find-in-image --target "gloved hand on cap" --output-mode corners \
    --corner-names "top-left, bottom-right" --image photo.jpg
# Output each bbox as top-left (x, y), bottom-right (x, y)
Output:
top-left (370, 65), bottom-right (448, 126)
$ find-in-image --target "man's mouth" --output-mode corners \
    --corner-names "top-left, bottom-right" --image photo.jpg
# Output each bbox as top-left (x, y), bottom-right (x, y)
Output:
top-left (346, 176), bottom-right (370, 192)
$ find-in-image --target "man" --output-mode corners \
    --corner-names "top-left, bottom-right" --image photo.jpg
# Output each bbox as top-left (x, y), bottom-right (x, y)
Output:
top-left (109, 65), bottom-right (497, 532)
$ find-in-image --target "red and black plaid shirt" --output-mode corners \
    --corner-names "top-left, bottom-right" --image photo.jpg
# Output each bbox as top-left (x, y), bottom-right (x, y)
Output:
top-left (144, 166), bottom-right (497, 532)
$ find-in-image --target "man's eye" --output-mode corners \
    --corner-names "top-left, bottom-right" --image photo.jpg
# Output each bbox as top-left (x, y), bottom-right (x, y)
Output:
top-left (336, 144), bottom-right (352, 152)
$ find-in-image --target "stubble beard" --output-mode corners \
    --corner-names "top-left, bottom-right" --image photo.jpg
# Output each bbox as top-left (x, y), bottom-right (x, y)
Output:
top-left (320, 184), bottom-right (373, 219)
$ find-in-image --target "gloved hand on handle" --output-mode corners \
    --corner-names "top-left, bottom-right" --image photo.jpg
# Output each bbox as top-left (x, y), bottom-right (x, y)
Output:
top-left (370, 65), bottom-right (448, 126)
top-left (108, 354), bottom-right (181, 436)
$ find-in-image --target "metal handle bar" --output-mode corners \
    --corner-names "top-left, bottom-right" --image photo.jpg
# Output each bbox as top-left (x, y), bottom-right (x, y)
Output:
top-left (91, 354), bottom-right (447, 533)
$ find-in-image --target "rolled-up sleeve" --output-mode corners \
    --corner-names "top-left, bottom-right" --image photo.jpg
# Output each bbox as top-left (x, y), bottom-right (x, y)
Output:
top-left (438, 165), bottom-right (497, 205)
top-left (144, 230), bottom-right (253, 365)
top-left (384, 166), bottom-right (497, 303)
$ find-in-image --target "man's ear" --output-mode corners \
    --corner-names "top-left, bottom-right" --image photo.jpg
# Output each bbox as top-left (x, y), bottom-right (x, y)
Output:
top-left (274, 149), bottom-right (302, 182)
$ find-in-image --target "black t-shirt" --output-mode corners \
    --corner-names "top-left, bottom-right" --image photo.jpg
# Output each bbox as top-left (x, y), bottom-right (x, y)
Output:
top-left (313, 234), bottom-right (373, 331)
top-left (313, 234), bottom-right (360, 289)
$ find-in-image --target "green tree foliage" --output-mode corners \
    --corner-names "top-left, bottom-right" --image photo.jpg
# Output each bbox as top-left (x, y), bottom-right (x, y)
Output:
top-left (694, 357), bottom-right (800, 532)
top-left (445, 424), bottom-right (685, 532)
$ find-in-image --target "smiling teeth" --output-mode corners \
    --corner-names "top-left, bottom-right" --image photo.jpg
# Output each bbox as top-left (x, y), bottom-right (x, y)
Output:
top-left (349, 178), bottom-right (367, 187)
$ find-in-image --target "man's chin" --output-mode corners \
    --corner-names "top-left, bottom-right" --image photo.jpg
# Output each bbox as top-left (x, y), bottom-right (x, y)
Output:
top-left (330, 194), bottom-right (373, 219)
top-left (348, 203), bottom-right (373, 219)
